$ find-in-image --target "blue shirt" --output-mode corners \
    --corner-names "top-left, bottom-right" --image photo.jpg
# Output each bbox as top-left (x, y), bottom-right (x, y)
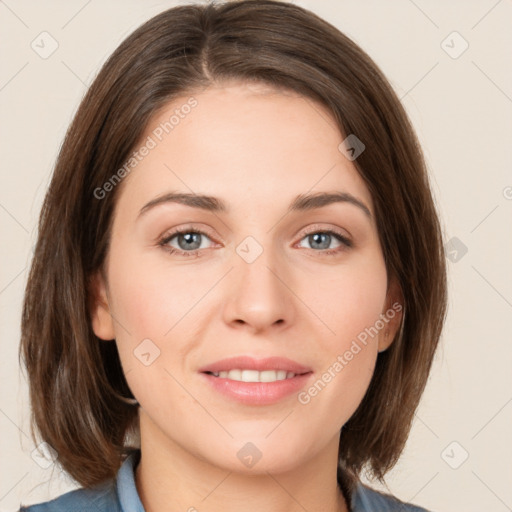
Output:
top-left (19, 449), bottom-right (431, 512)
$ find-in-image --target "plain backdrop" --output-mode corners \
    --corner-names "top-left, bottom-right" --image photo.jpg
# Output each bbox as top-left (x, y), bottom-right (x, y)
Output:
top-left (1, 1), bottom-right (511, 511)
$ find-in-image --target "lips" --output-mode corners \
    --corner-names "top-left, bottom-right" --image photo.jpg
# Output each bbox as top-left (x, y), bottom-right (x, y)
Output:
top-left (201, 372), bottom-right (313, 405)
top-left (198, 355), bottom-right (312, 375)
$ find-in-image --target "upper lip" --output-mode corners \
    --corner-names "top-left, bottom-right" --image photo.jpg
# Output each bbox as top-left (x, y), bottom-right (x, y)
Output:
top-left (199, 356), bottom-right (312, 374)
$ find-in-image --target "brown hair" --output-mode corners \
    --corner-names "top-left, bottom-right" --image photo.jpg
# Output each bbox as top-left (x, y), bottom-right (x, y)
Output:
top-left (19, 0), bottom-right (447, 492)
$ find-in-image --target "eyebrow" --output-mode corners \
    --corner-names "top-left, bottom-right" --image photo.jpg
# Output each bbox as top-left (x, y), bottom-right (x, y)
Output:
top-left (138, 191), bottom-right (372, 220)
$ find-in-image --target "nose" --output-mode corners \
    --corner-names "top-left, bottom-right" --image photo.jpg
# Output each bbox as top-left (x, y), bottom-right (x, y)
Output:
top-left (222, 245), bottom-right (296, 334)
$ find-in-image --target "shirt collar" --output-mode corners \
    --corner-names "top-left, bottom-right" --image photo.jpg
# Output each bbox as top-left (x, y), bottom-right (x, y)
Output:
top-left (116, 449), bottom-right (145, 512)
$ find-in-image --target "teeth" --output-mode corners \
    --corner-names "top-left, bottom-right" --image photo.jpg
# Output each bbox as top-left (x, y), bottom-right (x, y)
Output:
top-left (211, 369), bottom-right (297, 382)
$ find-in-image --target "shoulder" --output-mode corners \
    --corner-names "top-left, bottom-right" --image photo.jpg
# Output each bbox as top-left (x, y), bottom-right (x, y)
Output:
top-left (18, 480), bottom-right (120, 512)
top-left (19, 449), bottom-right (142, 512)
top-left (352, 482), bottom-right (433, 512)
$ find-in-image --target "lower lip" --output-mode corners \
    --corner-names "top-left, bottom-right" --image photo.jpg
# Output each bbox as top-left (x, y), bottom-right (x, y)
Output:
top-left (200, 372), bottom-right (313, 405)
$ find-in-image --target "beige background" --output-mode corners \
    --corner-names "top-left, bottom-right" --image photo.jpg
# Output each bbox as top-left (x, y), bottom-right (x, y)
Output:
top-left (1, 1), bottom-right (511, 511)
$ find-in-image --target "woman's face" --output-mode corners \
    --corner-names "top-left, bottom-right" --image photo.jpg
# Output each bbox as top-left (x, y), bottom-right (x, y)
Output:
top-left (90, 81), bottom-right (402, 474)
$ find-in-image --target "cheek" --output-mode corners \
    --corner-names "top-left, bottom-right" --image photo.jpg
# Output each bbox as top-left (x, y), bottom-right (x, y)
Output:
top-left (295, 254), bottom-right (388, 417)
top-left (308, 253), bottom-right (388, 351)
top-left (105, 248), bottom-right (214, 389)
top-left (106, 248), bottom-right (208, 339)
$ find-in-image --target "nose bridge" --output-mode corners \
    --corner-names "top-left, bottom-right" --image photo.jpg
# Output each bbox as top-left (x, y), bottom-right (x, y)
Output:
top-left (223, 233), bottom-right (294, 331)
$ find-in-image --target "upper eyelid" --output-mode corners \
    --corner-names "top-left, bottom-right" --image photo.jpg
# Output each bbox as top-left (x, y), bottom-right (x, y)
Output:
top-left (161, 224), bottom-right (351, 246)
top-left (161, 224), bottom-right (218, 241)
top-left (299, 223), bottom-right (350, 237)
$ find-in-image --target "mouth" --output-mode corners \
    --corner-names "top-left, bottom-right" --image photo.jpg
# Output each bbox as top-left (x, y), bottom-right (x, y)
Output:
top-left (198, 356), bottom-right (314, 405)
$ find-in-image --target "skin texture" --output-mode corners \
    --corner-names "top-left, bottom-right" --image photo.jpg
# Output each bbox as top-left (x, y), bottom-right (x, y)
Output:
top-left (90, 81), bottom-right (403, 512)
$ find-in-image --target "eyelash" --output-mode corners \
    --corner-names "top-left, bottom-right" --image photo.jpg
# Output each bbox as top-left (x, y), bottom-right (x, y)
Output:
top-left (158, 227), bottom-right (352, 258)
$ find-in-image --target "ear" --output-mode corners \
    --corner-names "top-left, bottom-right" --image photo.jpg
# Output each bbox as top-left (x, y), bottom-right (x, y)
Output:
top-left (88, 270), bottom-right (116, 341)
top-left (378, 274), bottom-right (404, 353)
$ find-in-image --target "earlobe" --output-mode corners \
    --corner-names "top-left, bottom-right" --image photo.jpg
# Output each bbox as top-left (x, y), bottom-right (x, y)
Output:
top-left (88, 270), bottom-right (116, 341)
top-left (378, 276), bottom-right (404, 353)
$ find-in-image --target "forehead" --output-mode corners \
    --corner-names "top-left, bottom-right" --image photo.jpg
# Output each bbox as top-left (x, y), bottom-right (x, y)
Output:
top-left (114, 81), bottom-right (374, 218)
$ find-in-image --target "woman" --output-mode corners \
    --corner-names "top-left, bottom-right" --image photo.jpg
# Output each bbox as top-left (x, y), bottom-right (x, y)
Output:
top-left (19, 1), bottom-right (447, 511)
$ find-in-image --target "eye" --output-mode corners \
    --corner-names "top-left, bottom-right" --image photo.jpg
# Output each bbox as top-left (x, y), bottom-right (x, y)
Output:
top-left (296, 228), bottom-right (352, 256)
top-left (158, 228), bottom-right (215, 257)
top-left (158, 226), bottom-right (353, 258)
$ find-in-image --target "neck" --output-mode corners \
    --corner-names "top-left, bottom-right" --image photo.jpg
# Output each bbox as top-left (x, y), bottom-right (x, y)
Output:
top-left (134, 410), bottom-right (350, 512)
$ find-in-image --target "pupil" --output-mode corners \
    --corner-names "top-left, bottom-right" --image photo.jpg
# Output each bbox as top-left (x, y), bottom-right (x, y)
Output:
top-left (179, 232), bottom-right (201, 250)
top-left (310, 233), bottom-right (330, 250)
